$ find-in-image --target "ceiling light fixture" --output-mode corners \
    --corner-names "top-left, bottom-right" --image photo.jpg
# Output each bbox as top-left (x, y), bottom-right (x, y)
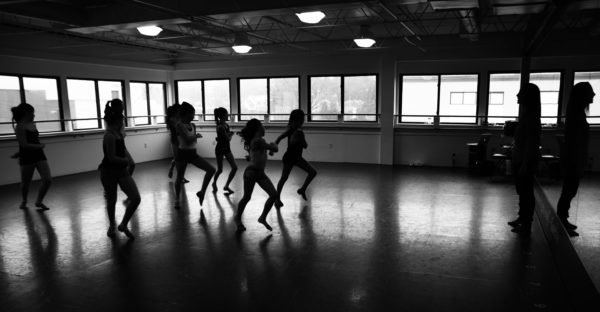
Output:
top-left (296, 11), bottom-right (325, 24)
top-left (232, 33), bottom-right (252, 54)
top-left (232, 45), bottom-right (252, 53)
top-left (354, 25), bottom-right (376, 48)
top-left (137, 25), bottom-right (163, 36)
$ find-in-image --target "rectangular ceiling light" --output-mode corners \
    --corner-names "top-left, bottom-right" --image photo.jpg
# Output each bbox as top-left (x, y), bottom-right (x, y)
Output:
top-left (430, 0), bottom-right (479, 10)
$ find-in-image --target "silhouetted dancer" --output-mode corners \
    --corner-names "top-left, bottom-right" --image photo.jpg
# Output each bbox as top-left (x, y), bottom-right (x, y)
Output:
top-left (174, 102), bottom-right (216, 209)
top-left (99, 99), bottom-right (140, 239)
top-left (166, 103), bottom-right (189, 183)
top-left (275, 109), bottom-right (317, 205)
top-left (212, 107), bottom-right (237, 195)
top-left (11, 103), bottom-right (52, 211)
top-left (508, 83), bottom-right (541, 235)
top-left (235, 119), bottom-right (283, 232)
top-left (557, 82), bottom-right (595, 236)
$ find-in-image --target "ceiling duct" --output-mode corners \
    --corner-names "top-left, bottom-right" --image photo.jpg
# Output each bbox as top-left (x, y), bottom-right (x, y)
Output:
top-left (430, 1), bottom-right (480, 41)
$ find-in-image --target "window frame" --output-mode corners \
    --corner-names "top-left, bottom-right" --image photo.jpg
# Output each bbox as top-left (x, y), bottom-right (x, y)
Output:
top-left (174, 78), bottom-right (232, 122)
top-left (237, 75), bottom-right (301, 122)
top-left (308, 73), bottom-right (379, 123)
top-left (398, 72), bottom-right (480, 125)
top-left (130, 80), bottom-right (167, 126)
top-left (66, 77), bottom-right (126, 129)
top-left (0, 72), bottom-right (65, 134)
top-left (485, 70), bottom-right (521, 125)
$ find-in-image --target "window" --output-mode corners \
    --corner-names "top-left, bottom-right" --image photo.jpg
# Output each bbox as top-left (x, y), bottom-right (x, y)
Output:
top-left (310, 75), bottom-right (377, 122)
top-left (176, 80), bottom-right (202, 120)
top-left (22, 77), bottom-right (62, 132)
top-left (400, 74), bottom-right (478, 124)
top-left (574, 71), bottom-right (600, 124)
top-left (0, 75), bottom-right (21, 134)
top-left (530, 72), bottom-right (561, 124)
top-left (400, 75), bottom-right (438, 123)
top-left (130, 82), bottom-right (166, 126)
top-left (439, 75), bottom-right (478, 123)
top-left (67, 79), bottom-right (125, 130)
top-left (238, 77), bottom-right (299, 121)
top-left (204, 80), bottom-right (230, 121)
top-left (67, 79), bottom-right (99, 130)
top-left (176, 79), bottom-right (231, 121)
top-left (344, 75), bottom-right (377, 121)
top-left (487, 73), bottom-right (520, 124)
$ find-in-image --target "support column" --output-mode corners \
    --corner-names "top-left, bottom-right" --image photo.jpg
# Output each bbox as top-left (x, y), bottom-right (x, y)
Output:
top-left (379, 53), bottom-right (397, 165)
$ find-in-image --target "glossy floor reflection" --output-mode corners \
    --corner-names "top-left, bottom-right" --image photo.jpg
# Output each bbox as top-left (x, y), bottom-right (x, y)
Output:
top-left (542, 176), bottom-right (600, 291)
top-left (0, 160), bottom-right (572, 311)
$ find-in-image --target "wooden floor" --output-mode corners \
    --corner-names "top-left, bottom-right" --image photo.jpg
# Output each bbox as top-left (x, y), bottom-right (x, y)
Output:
top-left (0, 160), bottom-right (575, 311)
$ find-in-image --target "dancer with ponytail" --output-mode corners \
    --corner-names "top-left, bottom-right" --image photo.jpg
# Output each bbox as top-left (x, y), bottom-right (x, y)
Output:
top-left (174, 102), bottom-right (216, 209)
top-left (235, 119), bottom-right (282, 232)
top-left (275, 109), bottom-right (316, 204)
top-left (166, 103), bottom-right (188, 183)
top-left (212, 107), bottom-right (237, 195)
top-left (11, 103), bottom-right (52, 211)
top-left (99, 99), bottom-right (140, 239)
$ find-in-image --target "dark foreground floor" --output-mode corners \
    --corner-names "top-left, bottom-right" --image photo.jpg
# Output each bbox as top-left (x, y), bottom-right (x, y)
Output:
top-left (542, 176), bottom-right (600, 291)
top-left (0, 160), bottom-right (574, 311)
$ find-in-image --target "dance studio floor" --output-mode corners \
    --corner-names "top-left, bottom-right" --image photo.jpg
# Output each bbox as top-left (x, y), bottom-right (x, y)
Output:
top-left (0, 160), bottom-right (576, 311)
top-left (541, 176), bottom-right (600, 291)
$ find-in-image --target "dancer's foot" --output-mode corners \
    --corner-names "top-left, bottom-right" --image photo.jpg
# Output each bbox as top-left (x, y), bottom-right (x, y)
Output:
top-left (258, 216), bottom-right (273, 231)
top-left (511, 223), bottom-right (531, 235)
top-left (196, 190), bottom-right (206, 206)
top-left (212, 183), bottom-right (218, 193)
top-left (117, 224), bottom-right (135, 239)
top-left (567, 229), bottom-right (580, 237)
top-left (107, 224), bottom-right (116, 238)
top-left (507, 217), bottom-right (522, 228)
top-left (10, 152), bottom-right (19, 159)
top-left (35, 202), bottom-right (50, 212)
top-left (182, 178), bottom-right (190, 184)
top-left (19, 202), bottom-right (27, 210)
top-left (297, 188), bottom-right (307, 201)
top-left (235, 219), bottom-right (246, 232)
top-left (274, 199), bottom-right (284, 210)
top-left (224, 186), bottom-right (234, 195)
top-left (174, 200), bottom-right (181, 210)
top-left (559, 217), bottom-right (578, 230)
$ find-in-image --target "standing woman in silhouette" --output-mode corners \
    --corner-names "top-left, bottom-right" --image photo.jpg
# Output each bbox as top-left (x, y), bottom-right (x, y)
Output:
top-left (212, 107), bottom-right (237, 194)
top-left (557, 82), bottom-right (595, 235)
top-left (174, 102), bottom-right (216, 208)
top-left (275, 109), bottom-right (316, 204)
top-left (11, 103), bottom-right (52, 211)
top-left (99, 99), bottom-right (140, 239)
top-left (235, 119), bottom-right (282, 232)
top-left (166, 103), bottom-right (188, 183)
top-left (508, 83), bottom-right (541, 234)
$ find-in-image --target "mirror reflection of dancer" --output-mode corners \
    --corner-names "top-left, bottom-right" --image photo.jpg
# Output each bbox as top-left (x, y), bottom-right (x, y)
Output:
top-left (174, 102), bottom-right (216, 209)
top-left (557, 82), bottom-right (595, 236)
top-left (508, 84), bottom-right (541, 235)
top-left (166, 103), bottom-right (188, 183)
top-left (212, 107), bottom-right (237, 195)
top-left (235, 119), bottom-right (283, 232)
top-left (98, 99), bottom-right (140, 239)
top-left (11, 103), bottom-right (52, 211)
top-left (275, 109), bottom-right (317, 205)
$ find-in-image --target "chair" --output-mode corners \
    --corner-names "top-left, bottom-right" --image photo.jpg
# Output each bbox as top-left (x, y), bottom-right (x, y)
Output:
top-left (467, 133), bottom-right (492, 174)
